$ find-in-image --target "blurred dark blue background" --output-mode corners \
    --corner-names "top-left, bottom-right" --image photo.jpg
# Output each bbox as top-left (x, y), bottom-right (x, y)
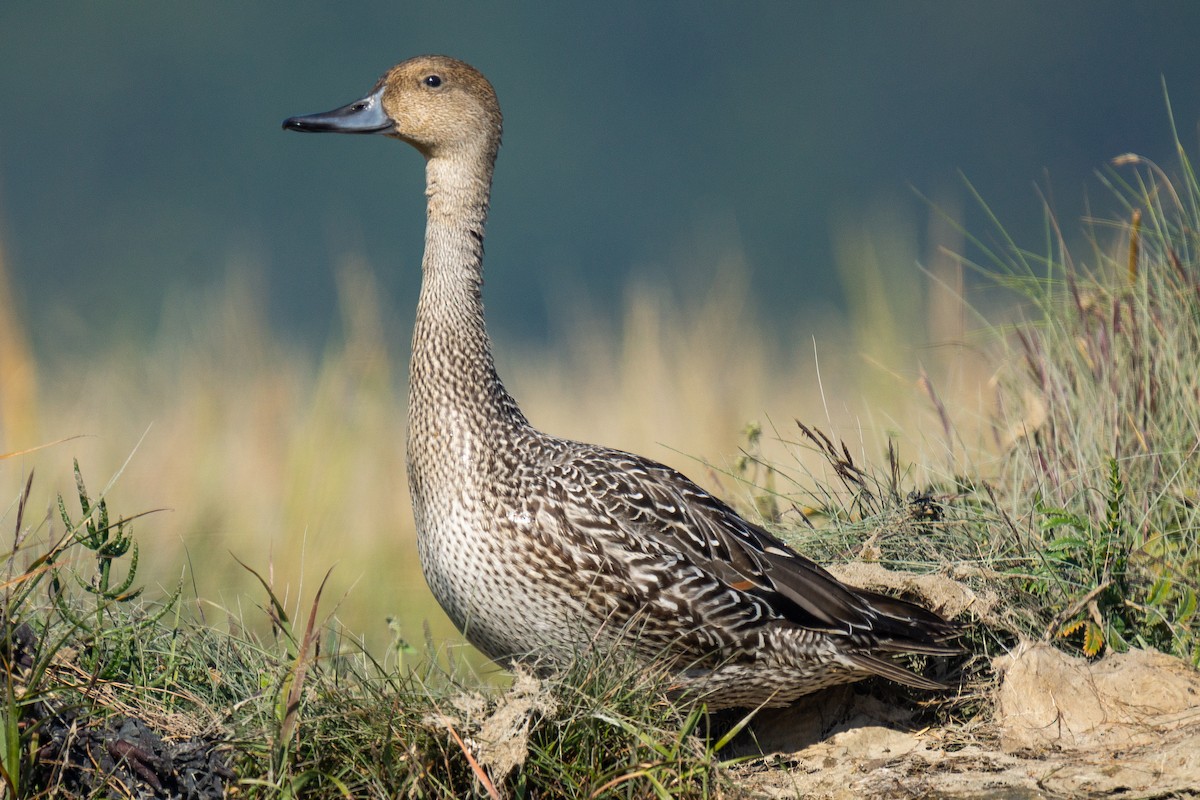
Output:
top-left (2, 2), bottom-right (1198, 353)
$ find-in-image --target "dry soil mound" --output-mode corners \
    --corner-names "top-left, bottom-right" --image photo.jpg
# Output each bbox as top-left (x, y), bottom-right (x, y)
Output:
top-left (742, 642), bottom-right (1200, 798)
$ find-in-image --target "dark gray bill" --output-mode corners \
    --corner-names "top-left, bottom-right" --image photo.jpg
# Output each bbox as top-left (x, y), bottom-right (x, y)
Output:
top-left (282, 86), bottom-right (391, 134)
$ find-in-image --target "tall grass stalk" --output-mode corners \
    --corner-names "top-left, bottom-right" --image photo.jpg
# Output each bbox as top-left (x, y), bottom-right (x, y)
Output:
top-left (985, 138), bottom-right (1200, 661)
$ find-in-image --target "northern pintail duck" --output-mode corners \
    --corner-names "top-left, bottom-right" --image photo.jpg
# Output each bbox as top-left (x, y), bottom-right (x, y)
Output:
top-left (283, 55), bottom-right (957, 708)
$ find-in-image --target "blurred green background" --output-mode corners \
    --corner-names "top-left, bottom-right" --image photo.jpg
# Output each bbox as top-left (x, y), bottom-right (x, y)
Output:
top-left (3, 2), bottom-right (1198, 354)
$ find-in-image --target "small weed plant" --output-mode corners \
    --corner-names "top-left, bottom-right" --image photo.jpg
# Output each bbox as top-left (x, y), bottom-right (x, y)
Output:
top-left (50, 460), bottom-right (181, 680)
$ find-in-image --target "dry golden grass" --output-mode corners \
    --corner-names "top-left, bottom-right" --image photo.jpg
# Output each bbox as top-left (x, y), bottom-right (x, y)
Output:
top-left (0, 222), bottom-right (992, 663)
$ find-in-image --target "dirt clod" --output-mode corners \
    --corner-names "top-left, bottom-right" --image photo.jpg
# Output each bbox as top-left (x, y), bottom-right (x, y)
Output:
top-left (476, 667), bottom-right (557, 784)
top-left (741, 642), bottom-right (1200, 798)
top-left (34, 712), bottom-right (233, 799)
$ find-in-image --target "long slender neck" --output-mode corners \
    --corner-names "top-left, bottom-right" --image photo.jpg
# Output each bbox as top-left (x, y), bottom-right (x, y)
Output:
top-left (409, 153), bottom-right (526, 448)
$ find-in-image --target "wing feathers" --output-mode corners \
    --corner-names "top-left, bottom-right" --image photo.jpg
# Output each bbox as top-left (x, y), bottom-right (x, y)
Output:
top-left (552, 446), bottom-right (960, 664)
top-left (844, 653), bottom-right (951, 690)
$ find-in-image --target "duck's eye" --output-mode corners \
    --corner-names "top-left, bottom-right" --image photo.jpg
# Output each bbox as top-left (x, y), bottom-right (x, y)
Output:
top-left (423, 75), bottom-right (443, 88)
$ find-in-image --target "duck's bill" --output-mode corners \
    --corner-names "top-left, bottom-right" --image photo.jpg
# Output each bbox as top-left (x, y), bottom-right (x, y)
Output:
top-left (282, 86), bottom-right (392, 134)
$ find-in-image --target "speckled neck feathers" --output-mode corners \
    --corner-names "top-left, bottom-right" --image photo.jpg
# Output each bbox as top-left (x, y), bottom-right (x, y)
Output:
top-left (409, 152), bottom-right (528, 460)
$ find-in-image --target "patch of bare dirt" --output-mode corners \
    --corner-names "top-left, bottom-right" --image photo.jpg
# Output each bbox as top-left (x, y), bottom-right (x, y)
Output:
top-left (738, 642), bottom-right (1200, 798)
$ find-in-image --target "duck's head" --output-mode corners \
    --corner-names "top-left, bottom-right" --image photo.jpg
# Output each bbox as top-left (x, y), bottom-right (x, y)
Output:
top-left (283, 55), bottom-right (501, 161)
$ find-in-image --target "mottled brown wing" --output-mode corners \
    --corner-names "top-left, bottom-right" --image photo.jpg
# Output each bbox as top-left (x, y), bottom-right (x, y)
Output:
top-left (547, 444), bottom-right (958, 653)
